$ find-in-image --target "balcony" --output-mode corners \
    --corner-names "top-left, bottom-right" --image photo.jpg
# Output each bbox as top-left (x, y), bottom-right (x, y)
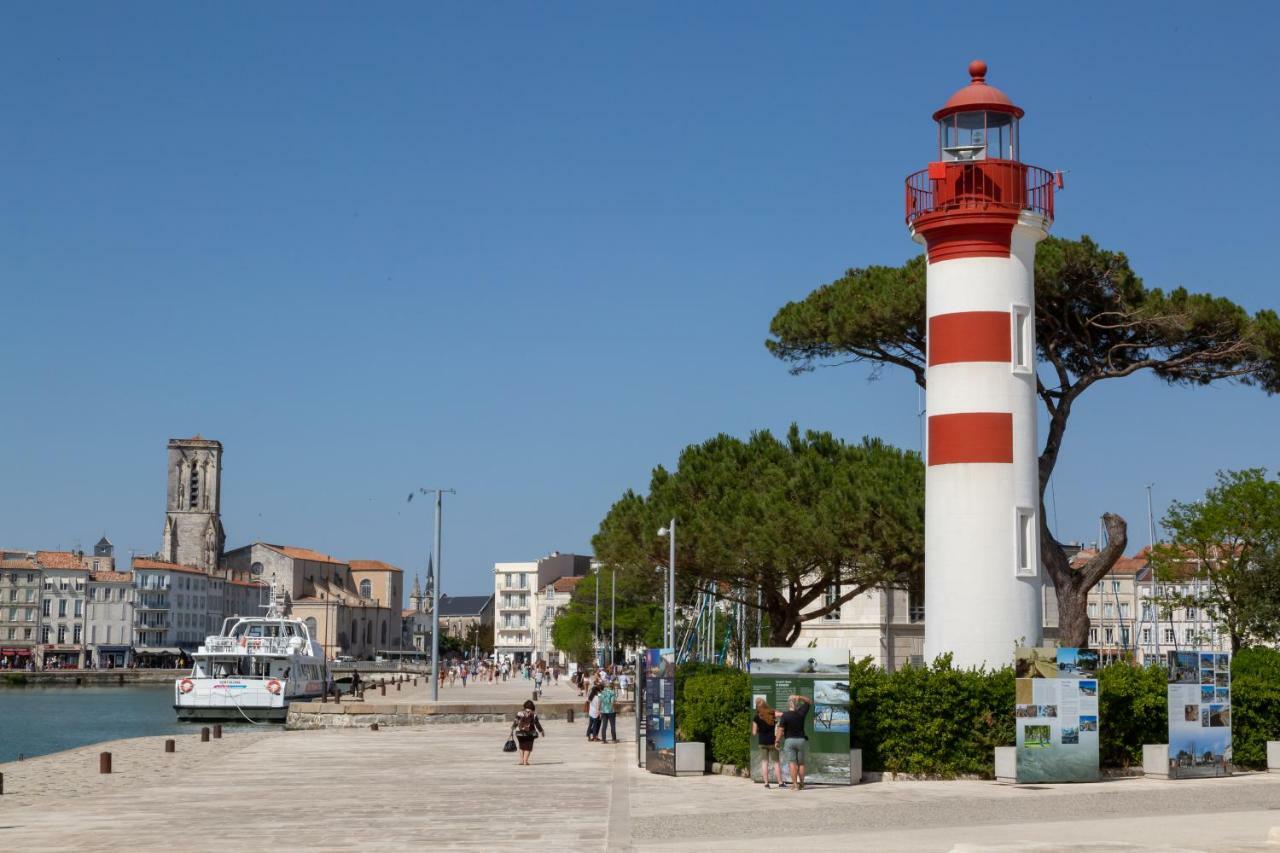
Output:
top-left (905, 160), bottom-right (1054, 225)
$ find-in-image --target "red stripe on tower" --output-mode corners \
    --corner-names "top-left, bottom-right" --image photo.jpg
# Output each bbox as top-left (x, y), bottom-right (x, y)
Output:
top-left (928, 412), bottom-right (1013, 466)
top-left (928, 311), bottom-right (1012, 366)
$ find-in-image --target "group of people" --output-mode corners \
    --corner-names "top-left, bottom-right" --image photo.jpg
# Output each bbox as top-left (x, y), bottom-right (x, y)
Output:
top-left (752, 694), bottom-right (812, 791)
top-left (508, 663), bottom-right (634, 766)
top-left (582, 671), bottom-right (620, 743)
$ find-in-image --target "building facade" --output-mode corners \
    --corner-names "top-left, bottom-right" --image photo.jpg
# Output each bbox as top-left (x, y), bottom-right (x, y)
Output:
top-left (793, 582), bottom-right (926, 671)
top-left (437, 594), bottom-right (494, 648)
top-left (536, 575), bottom-right (582, 667)
top-left (493, 553), bottom-right (591, 664)
top-left (87, 570), bottom-right (134, 667)
top-left (0, 552), bottom-right (41, 669)
top-left (36, 551), bottom-right (88, 668)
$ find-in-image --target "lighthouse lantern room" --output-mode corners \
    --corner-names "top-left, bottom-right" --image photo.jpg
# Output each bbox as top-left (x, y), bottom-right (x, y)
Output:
top-left (906, 61), bottom-right (1056, 669)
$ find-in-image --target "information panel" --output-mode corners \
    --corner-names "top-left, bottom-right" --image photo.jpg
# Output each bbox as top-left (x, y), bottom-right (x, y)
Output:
top-left (1166, 650), bottom-right (1231, 778)
top-left (748, 647), bottom-right (852, 785)
top-left (1014, 646), bottom-right (1100, 783)
top-left (644, 648), bottom-right (676, 776)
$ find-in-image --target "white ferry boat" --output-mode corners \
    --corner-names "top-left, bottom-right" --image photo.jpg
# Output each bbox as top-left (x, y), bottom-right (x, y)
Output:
top-left (174, 584), bottom-right (327, 722)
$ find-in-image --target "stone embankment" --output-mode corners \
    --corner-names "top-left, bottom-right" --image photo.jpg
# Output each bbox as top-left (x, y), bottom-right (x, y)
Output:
top-left (1, 669), bottom-right (185, 686)
top-left (287, 699), bottom-right (634, 728)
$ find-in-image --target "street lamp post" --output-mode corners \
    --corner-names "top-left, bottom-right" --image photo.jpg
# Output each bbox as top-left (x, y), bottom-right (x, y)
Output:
top-left (658, 519), bottom-right (675, 650)
top-left (413, 487), bottom-right (455, 702)
top-left (610, 565), bottom-right (616, 668)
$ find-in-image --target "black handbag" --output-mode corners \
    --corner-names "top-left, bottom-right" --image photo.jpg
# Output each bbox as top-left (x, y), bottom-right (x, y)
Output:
top-left (503, 737), bottom-right (517, 752)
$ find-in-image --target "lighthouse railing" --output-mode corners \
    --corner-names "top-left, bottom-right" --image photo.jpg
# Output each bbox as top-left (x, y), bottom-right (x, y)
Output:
top-left (905, 161), bottom-right (1054, 224)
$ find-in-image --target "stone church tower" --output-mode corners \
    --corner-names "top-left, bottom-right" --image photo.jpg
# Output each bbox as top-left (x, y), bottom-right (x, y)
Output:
top-left (161, 436), bottom-right (225, 570)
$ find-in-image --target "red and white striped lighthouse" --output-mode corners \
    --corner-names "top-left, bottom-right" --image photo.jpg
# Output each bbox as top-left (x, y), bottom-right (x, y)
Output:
top-left (906, 61), bottom-right (1056, 669)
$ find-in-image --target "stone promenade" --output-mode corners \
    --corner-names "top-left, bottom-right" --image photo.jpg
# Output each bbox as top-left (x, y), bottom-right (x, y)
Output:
top-left (3, 698), bottom-right (1280, 851)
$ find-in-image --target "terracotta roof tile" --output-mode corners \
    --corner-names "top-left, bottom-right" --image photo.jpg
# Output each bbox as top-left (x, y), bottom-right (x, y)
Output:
top-left (349, 559), bottom-right (402, 572)
top-left (550, 576), bottom-right (583, 593)
top-left (131, 557), bottom-right (207, 576)
top-left (36, 550), bottom-right (87, 570)
top-left (268, 545), bottom-right (346, 565)
top-left (89, 570), bottom-right (133, 583)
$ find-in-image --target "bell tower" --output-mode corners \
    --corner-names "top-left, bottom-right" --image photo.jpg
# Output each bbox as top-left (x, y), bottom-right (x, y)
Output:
top-left (161, 436), bottom-right (225, 570)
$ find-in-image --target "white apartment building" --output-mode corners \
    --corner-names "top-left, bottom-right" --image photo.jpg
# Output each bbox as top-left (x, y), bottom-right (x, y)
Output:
top-left (87, 570), bottom-right (134, 667)
top-left (536, 575), bottom-right (583, 667)
top-left (794, 581), bottom-right (926, 671)
top-left (36, 551), bottom-right (88, 668)
top-left (493, 552), bottom-right (591, 664)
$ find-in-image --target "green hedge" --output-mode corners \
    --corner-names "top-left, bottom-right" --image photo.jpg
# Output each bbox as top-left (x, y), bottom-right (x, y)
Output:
top-left (675, 664), bottom-right (752, 768)
top-left (1096, 662), bottom-right (1165, 768)
top-left (849, 654), bottom-right (1014, 777)
top-left (1232, 646), bottom-right (1280, 768)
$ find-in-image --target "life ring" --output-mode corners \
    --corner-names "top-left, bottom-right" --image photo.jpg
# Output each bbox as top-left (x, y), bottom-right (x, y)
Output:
top-left (266, 679), bottom-right (282, 695)
top-left (179, 678), bottom-right (194, 694)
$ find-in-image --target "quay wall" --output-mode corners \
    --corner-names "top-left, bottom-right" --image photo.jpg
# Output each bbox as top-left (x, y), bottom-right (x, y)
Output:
top-left (287, 700), bottom-right (634, 729)
top-left (1, 669), bottom-right (185, 687)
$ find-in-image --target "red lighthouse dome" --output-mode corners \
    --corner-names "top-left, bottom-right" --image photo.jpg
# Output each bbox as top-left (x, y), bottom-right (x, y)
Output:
top-left (934, 60), bottom-right (1025, 120)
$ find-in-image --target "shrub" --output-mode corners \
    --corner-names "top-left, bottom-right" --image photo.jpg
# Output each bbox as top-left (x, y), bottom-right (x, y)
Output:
top-left (849, 654), bottom-right (1013, 778)
top-left (675, 664), bottom-right (752, 768)
top-left (1096, 662), bottom-right (1165, 767)
top-left (1232, 646), bottom-right (1280, 769)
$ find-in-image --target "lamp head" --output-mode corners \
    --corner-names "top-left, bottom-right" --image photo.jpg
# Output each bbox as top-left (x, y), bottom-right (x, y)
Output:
top-left (657, 527), bottom-right (669, 537)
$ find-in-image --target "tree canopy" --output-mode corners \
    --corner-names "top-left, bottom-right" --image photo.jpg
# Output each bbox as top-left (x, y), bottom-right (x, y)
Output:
top-left (592, 426), bottom-right (923, 646)
top-left (767, 235), bottom-right (1280, 646)
top-left (1154, 469), bottom-right (1280, 652)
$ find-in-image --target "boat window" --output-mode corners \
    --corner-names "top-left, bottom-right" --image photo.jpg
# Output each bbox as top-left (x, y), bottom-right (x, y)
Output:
top-left (247, 625), bottom-right (262, 637)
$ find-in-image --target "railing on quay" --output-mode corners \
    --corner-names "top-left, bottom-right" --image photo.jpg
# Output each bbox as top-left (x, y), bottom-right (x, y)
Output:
top-left (905, 160), bottom-right (1055, 225)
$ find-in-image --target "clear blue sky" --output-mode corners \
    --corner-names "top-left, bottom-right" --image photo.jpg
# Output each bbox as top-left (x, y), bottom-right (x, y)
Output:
top-left (3, 3), bottom-right (1277, 597)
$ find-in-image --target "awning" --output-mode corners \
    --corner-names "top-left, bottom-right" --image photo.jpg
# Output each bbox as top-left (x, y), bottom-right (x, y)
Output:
top-left (134, 647), bottom-right (182, 655)
top-left (0, 648), bottom-right (32, 655)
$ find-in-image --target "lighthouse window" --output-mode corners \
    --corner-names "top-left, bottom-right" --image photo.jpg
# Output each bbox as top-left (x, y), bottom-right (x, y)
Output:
top-left (1011, 305), bottom-right (1032, 372)
top-left (1015, 508), bottom-right (1036, 577)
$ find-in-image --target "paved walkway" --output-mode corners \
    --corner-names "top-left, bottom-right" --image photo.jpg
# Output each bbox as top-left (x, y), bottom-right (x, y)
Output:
top-left (3, 714), bottom-right (1280, 851)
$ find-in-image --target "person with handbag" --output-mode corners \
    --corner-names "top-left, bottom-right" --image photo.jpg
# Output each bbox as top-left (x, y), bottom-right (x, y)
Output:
top-left (509, 699), bottom-right (545, 766)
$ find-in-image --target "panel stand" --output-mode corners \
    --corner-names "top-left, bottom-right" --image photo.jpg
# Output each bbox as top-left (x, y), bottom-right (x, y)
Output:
top-left (1142, 744), bottom-right (1169, 779)
top-left (994, 746), bottom-right (1016, 783)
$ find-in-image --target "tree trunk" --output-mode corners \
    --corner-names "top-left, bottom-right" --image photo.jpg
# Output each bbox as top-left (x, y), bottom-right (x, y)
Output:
top-left (1041, 510), bottom-right (1128, 648)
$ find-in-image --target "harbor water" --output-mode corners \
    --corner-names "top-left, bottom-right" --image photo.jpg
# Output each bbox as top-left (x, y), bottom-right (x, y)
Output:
top-left (0, 684), bottom-right (235, 763)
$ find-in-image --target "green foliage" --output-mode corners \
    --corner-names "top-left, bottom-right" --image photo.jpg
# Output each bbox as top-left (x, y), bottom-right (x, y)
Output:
top-left (675, 664), bottom-right (752, 768)
top-left (593, 426), bottom-right (923, 646)
top-left (847, 655), bottom-right (1014, 778)
top-left (551, 567), bottom-right (665, 665)
top-left (1155, 468), bottom-right (1280, 651)
top-left (1231, 647), bottom-right (1280, 768)
top-left (1097, 663), bottom-right (1166, 768)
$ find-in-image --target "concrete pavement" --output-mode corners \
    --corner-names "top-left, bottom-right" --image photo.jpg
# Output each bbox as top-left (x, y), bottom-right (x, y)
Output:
top-left (3, 712), bottom-right (1280, 851)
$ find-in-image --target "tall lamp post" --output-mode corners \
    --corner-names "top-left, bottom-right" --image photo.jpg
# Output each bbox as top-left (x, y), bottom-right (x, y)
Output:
top-left (610, 565), bottom-right (616, 668)
top-left (657, 519), bottom-right (675, 650)
top-left (594, 563), bottom-right (601, 668)
top-left (412, 487), bottom-right (455, 701)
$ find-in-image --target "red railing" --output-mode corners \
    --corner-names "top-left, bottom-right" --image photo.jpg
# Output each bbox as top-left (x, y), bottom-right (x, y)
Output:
top-left (905, 160), bottom-right (1054, 224)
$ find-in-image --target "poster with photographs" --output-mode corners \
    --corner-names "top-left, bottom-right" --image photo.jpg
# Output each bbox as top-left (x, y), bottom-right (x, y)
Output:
top-left (1013, 646), bottom-right (1100, 783)
top-left (1166, 650), bottom-right (1231, 778)
top-left (748, 647), bottom-right (852, 785)
top-left (644, 648), bottom-right (676, 776)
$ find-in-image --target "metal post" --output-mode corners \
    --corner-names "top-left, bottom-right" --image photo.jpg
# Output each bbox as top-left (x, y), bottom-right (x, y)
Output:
top-left (424, 488), bottom-right (454, 702)
top-left (595, 564), bottom-right (600, 667)
top-left (610, 566), bottom-right (616, 668)
top-left (667, 518), bottom-right (676, 650)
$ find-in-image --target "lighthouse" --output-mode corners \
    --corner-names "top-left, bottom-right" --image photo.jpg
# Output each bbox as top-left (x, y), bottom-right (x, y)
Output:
top-left (906, 61), bottom-right (1056, 669)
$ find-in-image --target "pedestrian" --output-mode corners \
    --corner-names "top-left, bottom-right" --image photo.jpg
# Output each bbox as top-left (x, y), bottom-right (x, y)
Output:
top-left (776, 694), bottom-right (812, 791)
top-left (534, 667), bottom-right (544, 694)
top-left (510, 699), bottom-right (545, 766)
top-left (586, 684), bottom-right (602, 741)
top-left (753, 698), bottom-right (783, 788)
top-left (599, 680), bottom-right (617, 743)
top-left (461, 666), bottom-right (468, 688)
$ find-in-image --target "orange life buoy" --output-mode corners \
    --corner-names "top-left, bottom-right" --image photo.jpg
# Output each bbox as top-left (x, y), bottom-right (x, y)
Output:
top-left (266, 679), bottom-right (282, 695)
top-left (179, 678), bottom-right (194, 694)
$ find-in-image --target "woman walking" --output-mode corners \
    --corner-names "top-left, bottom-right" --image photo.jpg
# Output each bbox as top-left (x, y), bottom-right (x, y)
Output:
top-left (752, 698), bottom-right (783, 788)
top-left (586, 684), bottom-right (603, 741)
top-left (511, 699), bottom-right (545, 766)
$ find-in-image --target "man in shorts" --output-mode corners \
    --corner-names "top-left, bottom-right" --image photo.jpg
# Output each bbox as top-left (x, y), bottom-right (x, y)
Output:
top-left (776, 694), bottom-right (811, 791)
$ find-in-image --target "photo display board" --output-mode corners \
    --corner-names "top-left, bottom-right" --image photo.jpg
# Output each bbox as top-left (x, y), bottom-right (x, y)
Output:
top-left (1014, 646), bottom-right (1100, 783)
top-left (1166, 650), bottom-right (1231, 778)
top-left (644, 648), bottom-right (676, 776)
top-left (748, 647), bottom-right (852, 785)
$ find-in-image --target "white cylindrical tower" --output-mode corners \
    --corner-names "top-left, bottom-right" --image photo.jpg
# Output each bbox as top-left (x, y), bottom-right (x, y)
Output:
top-left (906, 61), bottom-right (1056, 669)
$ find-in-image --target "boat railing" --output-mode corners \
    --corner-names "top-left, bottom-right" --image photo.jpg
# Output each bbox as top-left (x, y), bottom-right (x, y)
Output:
top-left (204, 636), bottom-right (298, 655)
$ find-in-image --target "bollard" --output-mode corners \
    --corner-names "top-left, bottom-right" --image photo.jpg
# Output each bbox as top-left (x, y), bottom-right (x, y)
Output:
top-left (413, 678), bottom-right (417, 687)
top-left (118, 673), bottom-right (125, 686)
top-left (99, 752), bottom-right (112, 774)
top-left (370, 722), bottom-right (380, 731)
top-left (321, 691), bottom-right (328, 704)
top-left (396, 682), bottom-right (401, 692)
top-left (213, 724), bottom-right (222, 739)
top-left (165, 739), bottom-right (176, 753)
top-left (1, 771), bottom-right (4, 795)
top-left (567, 708), bottom-right (575, 723)
top-left (381, 683), bottom-right (386, 696)
top-left (201, 727), bottom-right (210, 743)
